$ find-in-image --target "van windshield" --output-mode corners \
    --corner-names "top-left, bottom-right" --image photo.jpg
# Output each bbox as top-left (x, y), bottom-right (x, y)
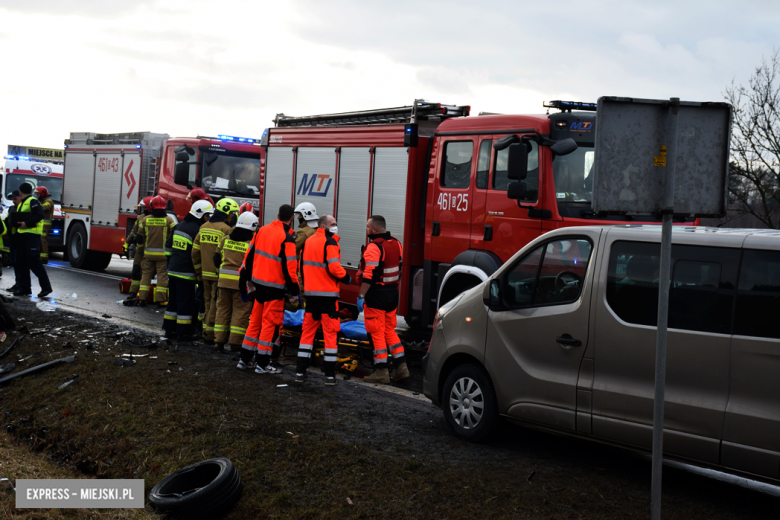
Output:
top-left (552, 146), bottom-right (594, 204)
top-left (6, 174), bottom-right (63, 203)
top-left (201, 151), bottom-right (260, 198)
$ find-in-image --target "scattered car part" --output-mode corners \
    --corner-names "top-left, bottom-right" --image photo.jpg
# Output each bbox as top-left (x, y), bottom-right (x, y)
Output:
top-left (0, 356), bottom-right (75, 384)
top-left (0, 363), bottom-right (16, 375)
top-left (148, 457), bottom-right (242, 519)
top-left (0, 335), bottom-right (25, 359)
top-left (114, 358), bottom-right (135, 367)
top-left (122, 336), bottom-right (157, 349)
top-left (58, 374), bottom-right (79, 389)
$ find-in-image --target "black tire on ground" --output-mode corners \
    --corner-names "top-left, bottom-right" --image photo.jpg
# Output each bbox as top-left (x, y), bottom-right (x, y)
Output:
top-left (442, 363), bottom-right (500, 442)
top-left (67, 222), bottom-right (89, 269)
top-left (148, 457), bottom-right (242, 519)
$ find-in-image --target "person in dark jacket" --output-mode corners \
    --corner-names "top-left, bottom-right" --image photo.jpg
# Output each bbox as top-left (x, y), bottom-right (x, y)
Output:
top-left (12, 183), bottom-right (52, 298)
top-left (163, 200), bottom-right (214, 342)
top-left (5, 190), bottom-right (21, 292)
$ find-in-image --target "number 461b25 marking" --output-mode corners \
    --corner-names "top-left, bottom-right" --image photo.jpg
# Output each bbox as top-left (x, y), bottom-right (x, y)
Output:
top-left (437, 193), bottom-right (469, 212)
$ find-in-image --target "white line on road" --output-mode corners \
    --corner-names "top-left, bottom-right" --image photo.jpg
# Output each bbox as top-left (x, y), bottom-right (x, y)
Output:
top-left (47, 263), bottom-right (125, 281)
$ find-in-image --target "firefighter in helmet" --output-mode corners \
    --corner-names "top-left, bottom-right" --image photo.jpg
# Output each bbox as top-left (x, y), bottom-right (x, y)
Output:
top-left (293, 202), bottom-right (318, 256)
top-left (239, 202), bottom-right (255, 216)
top-left (131, 195), bottom-right (175, 305)
top-left (33, 186), bottom-right (54, 265)
top-left (213, 211), bottom-right (258, 353)
top-left (125, 196), bottom-right (154, 298)
top-left (187, 187), bottom-right (214, 207)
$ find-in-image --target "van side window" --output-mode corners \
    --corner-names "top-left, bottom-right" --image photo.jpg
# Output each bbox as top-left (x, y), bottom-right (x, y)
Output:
top-left (735, 249), bottom-right (780, 339)
top-left (440, 141), bottom-right (473, 189)
top-left (503, 238), bottom-right (592, 308)
top-left (493, 140), bottom-right (538, 202)
top-left (606, 241), bottom-right (740, 334)
top-left (476, 140), bottom-right (491, 189)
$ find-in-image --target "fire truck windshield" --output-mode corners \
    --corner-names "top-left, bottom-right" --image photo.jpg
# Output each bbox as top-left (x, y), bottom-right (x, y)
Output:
top-left (6, 174), bottom-right (63, 203)
top-left (552, 145), bottom-right (594, 204)
top-left (201, 151), bottom-right (260, 197)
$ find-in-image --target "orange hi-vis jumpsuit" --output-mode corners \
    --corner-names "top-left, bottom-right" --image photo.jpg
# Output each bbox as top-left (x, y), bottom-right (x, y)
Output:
top-left (296, 228), bottom-right (351, 378)
top-left (362, 232), bottom-right (404, 367)
top-left (239, 219), bottom-right (299, 365)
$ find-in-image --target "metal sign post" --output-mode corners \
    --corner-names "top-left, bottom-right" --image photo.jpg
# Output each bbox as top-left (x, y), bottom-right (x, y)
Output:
top-left (591, 96), bottom-right (732, 520)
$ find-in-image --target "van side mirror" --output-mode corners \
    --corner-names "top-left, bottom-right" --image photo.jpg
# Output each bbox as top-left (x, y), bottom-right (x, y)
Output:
top-left (174, 162), bottom-right (190, 186)
top-left (483, 279), bottom-right (501, 308)
top-left (550, 138), bottom-right (578, 156)
top-left (506, 181), bottom-right (527, 200)
top-left (506, 143), bottom-right (528, 181)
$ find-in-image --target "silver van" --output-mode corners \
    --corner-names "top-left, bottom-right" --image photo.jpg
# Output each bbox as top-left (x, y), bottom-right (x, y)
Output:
top-left (423, 225), bottom-right (780, 483)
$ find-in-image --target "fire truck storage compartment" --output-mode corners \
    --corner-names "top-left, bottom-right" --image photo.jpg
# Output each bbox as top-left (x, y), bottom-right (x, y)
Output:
top-left (335, 148), bottom-right (371, 269)
top-left (119, 152), bottom-right (142, 215)
top-left (62, 152), bottom-right (96, 210)
top-left (93, 152), bottom-right (124, 226)
top-left (263, 147), bottom-right (294, 225)
top-left (371, 147), bottom-right (409, 246)
top-left (294, 148), bottom-right (337, 220)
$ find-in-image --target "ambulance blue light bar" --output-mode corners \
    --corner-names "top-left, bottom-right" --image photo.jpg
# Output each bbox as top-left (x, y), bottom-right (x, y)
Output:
top-left (217, 134), bottom-right (257, 143)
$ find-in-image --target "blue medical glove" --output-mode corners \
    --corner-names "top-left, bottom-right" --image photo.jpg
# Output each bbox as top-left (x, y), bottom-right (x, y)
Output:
top-left (356, 297), bottom-right (364, 314)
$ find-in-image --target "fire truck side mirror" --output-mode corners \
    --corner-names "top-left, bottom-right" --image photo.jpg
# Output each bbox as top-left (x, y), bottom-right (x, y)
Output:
top-left (506, 143), bottom-right (528, 181)
top-left (493, 134), bottom-right (519, 151)
top-left (175, 151), bottom-right (190, 162)
top-left (550, 138), bottom-right (578, 157)
top-left (174, 162), bottom-right (190, 186)
top-left (506, 181), bottom-right (527, 200)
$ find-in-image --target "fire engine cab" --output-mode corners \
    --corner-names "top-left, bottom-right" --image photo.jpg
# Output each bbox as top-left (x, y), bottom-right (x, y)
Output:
top-left (62, 132), bottom-right (263, 270)
top-left (262, 100), bottom-right (696, 328)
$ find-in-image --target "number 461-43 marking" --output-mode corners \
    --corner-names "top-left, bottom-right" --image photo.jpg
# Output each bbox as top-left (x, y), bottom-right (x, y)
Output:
top-left (437, 192), bottom-right (469, 212)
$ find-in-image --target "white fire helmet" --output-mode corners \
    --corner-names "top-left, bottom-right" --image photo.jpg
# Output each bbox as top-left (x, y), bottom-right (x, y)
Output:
top-left (190, 200), bottom-right (215, 218)
top-left (236, 211), bottom-right (259, 232)
top-left (294, 202), bottom-right (318, 221)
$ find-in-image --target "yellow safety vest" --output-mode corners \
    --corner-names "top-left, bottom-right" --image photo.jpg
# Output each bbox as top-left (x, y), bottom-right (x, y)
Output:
top-left (18, 196), bottom-right (44, 235)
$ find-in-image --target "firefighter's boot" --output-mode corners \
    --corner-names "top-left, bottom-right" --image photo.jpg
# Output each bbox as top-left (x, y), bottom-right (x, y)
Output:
top-left (392, 362), bottom-right (410, 382)
top-left (363, 368), bottom-right (390, 384)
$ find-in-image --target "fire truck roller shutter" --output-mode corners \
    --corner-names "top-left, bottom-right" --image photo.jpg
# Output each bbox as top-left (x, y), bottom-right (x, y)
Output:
top-left (93, 153), bottom-right (124, 226)
top-left (437, 249), bottom-right (502, 308)
top-left (293, 148), bottom-right (337, 223)
top-left (335, 148), bottom-right (371, 269)
top-left (263, 147), bottom-right (294, 226)
top-left (371, 148), bottom-right (410, 246)
top-left (62, 152), bottom-right (95, 210)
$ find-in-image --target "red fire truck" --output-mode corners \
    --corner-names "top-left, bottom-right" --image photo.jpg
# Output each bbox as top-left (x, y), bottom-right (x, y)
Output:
top-left (261, 100), bottom-right (696, 328)
top-left (61, 132), bottom-right (264, 270)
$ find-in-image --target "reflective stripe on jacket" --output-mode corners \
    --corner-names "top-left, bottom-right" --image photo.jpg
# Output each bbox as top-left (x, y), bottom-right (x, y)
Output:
top-left (165, 217), bottom-right (202, 281)
top-left (300, 228), bottom-right (348, 298)
top-left (137, 216), bottom-right (175, 259)
top-left (18, 196), bottom-right (44, 235)
top-left (363, 234), bottom-right (402, 286)
top-left (128, 214), bottom-right (148, 265)
top-left (193, 219), bottom-right (232, 280)
top-left (216, 236), bottom-right (250, 290)
top-left (244, 219), bottom-right (299, 291)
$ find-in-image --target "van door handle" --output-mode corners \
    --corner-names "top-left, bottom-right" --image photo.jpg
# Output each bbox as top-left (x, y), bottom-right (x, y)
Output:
top-left (432, 221), bottom-right (440, 236)
top-left (556, 336), bottom-right (582, 347)
top-left (484, 225), bottom-right (493, 241)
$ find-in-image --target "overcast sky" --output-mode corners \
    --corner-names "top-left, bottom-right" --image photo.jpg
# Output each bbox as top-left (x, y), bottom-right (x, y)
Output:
top-left (0, 0), bottom-right (777, 155)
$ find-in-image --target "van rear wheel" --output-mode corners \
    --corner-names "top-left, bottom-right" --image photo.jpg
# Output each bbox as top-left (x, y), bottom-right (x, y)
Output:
top-left (442, 364), bottom-right (499, 442)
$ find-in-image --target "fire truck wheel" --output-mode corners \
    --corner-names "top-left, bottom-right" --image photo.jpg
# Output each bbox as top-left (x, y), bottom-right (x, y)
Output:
top-left (67, 223), bottom-right (89, 269)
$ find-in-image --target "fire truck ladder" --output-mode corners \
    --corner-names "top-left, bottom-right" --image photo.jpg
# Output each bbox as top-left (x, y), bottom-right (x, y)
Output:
top-left (274, 99), bottom-right (470, 127)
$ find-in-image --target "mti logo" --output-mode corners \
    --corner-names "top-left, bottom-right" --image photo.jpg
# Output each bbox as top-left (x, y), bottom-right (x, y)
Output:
top-left (297, 173), bottom-right (332, 198)
top-left (570, 122), bottom-right (593, 131)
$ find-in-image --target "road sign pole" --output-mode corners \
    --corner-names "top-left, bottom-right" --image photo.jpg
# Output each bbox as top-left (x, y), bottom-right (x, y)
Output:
top-left (650, 98), bottom-right (680, 520)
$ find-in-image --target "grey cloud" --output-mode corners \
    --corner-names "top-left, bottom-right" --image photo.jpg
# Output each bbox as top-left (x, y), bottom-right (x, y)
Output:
top-left (416, 67), bottom-right (471, 95)
top-left (0, 0), bottom-right (146, 17)
top-left (289, 0), bottom-right (779, 103)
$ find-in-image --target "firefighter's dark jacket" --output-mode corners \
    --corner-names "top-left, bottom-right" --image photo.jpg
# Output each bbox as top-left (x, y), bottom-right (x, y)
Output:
top-left (165, 214), bottom-right (205, 281)
top-left (12, 196), bottom-right (44, 229)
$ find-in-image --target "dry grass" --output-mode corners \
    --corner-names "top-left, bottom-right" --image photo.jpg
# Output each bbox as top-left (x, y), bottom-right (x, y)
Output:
top-left (0, 304), bottom-right (777, 519)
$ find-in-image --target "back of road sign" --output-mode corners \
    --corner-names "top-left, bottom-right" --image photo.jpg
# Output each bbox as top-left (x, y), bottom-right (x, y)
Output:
top-left (591, 97), bottom-right (732, 217)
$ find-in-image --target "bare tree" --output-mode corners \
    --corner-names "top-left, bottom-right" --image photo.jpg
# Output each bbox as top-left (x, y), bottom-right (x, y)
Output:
top-left (724, 50), bottom-right (780, 229)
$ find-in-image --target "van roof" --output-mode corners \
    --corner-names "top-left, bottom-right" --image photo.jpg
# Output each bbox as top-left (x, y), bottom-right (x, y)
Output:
top-left (576, 224), bottom-right (780, 238)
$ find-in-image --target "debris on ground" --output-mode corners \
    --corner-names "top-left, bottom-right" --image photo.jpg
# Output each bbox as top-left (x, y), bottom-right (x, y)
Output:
top-left (114, 358), bottom-right (135, 367)
top-left (58, 374), bottom-right (79, 389)
top-left (35, 301), bottom-right (57, 312)
top-left (0, 356), bottom-right (75, 383)
top-left (0, 335), bottom-right (25, 359)
top-left (0, 363), bottom-right (15, 375)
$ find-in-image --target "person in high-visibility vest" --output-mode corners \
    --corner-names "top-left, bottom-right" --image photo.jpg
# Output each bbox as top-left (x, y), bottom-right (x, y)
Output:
top-left (295, 214), bottom-right (351, 385)
top-left (192, 197), bottom-right (238, 345)
top-left (133, 196), bottom-right (175, 305)
top-left (237, 204), bottom-right (299, 373)
top-left (33, 186), bottom-right (54, 265)
top-left (125, 196), bottom-right (153, 298)
top-left (356, 215), bottom-right (409, 384)
top-left (163, 200), bottom-right (214, 341)
top-left (11, 183), bottom-right (53, 298)
top-left (213, 212), bottom-right (258, 351)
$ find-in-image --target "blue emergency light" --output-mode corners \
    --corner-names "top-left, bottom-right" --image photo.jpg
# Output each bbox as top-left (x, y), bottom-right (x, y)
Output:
top-left (135, 145), bottom-right (141, 149)
top-left (3, 155), bottom-right (14, 160)
top-left (217, 134), bottom-right (256, 144)
top-left (19, 156), bottom-right (30, 160)
top-left (52, 229), bottom-right (60, 234)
